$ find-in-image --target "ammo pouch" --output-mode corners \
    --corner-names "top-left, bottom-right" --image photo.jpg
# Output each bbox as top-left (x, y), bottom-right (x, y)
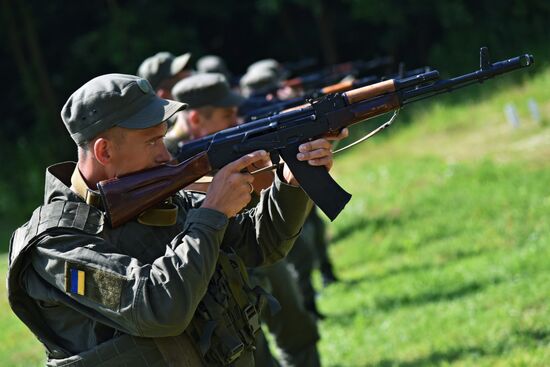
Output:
top-left (185, 250), bottom-right (274, 366)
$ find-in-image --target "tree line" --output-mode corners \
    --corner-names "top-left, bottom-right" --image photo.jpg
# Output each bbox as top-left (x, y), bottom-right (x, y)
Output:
top-left (0, 0), bottom-right (548, 248)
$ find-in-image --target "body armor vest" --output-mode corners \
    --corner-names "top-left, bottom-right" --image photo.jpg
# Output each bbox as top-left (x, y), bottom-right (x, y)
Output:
top-left (8, 196), bottom-right (266, 366)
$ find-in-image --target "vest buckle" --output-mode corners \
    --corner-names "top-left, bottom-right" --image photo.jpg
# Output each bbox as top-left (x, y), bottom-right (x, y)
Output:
top-left (243, 304), bottom-right (260, 334)
top-left (224, 342), bottom-right (244, 365)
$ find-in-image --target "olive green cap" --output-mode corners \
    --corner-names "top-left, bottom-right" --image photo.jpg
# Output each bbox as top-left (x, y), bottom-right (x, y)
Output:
top-left (171, 73), bottom-right (244, 109)
top-left (247, 58), bottom-right (288, 81)
top-left (137, 52), bottom-right (192, 89)
top-left (247, 58), bottom-right (279, 73)
top-left (196, 55), bottom-right (230, 79)
top-left (61, 74), bottom-right (186, 145)
top-left (239, 67), bottom-right (279, 97)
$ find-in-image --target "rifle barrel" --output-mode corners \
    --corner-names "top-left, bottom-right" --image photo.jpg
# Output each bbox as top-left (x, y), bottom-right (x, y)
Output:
top-left (402, 54), bottom-right (533, 104)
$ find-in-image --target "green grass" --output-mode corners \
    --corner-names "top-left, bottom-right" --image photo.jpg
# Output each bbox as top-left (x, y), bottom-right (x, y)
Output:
top-left (1, 67), bottom-right (550, 366)
top-left (0, 257), bottom-right (45, 366)
top-left (316, 66), bottom-right (550, 366)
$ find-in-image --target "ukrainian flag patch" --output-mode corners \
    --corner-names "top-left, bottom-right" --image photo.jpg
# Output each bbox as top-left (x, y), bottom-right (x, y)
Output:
top-left (64, 261), bottom-right (124, 310)
top-left (70, 268), bottom-right (86, 295)
top-left (65, 263), bottom-right (86, 296)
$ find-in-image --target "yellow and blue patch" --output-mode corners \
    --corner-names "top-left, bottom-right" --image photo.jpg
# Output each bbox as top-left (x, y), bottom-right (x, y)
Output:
top-left (65, 263), bottom-right (86, 296)
top-left (70, 268), bottom-right (86, 295)
top-left (64, 261), bottom-right (124, 310)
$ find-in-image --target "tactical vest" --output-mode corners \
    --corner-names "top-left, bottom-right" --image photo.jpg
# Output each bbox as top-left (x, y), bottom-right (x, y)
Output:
top-left (8, 197), bottom-right (271, 366)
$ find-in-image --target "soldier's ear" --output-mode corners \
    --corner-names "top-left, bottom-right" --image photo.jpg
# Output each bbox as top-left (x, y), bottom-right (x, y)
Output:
top-left (188, 110), bottom-right (201, 127)
top-left (93, 138), bottom-right (112, 166)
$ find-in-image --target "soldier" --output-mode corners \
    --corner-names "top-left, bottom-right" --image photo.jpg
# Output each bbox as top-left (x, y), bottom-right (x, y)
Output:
top-left (239, 66), bottom-right (280, 99)
top-left (138, 51), bottom-right (193, 99)
top-left (196, 55), bottom-right (231, 80)
top-left (244, 59), bottom-right (298, 100)
top-left (246, 58), bottom-right (288, 82)
top-left (164, 72), bottom-right (243, 155)
top-left (238, 66), bottom-right (283, 123)
top-left (7, 73), bottom-right (341, 366)
top-left (239, 64), bottom-right (339, 319)
top-left (170, 73), bottom-right (329, 367)
top-left (310, 207), bottom-right (338, 287)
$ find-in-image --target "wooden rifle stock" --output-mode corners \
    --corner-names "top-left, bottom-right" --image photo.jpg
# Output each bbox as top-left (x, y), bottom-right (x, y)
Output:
top-left (98, 152), bottom-right (212, 228)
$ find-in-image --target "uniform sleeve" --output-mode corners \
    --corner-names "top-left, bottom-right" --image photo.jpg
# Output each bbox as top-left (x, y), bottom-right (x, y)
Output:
top-left (27, 207), bottom-right (227, 338)
top-left (222, 168), bottom-right (313, 266)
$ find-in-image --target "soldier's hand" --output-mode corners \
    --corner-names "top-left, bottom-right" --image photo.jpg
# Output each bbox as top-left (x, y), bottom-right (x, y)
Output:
top-left (202, 150), bottom-right (269, 217)
top-left (283, 128), bottom-right (349, 186)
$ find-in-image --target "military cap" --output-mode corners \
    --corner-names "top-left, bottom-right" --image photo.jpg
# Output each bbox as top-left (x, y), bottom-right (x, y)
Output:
top-left (61, 74), bottom-right (186, 145)
top-left (196, 55), bottom-right (230, 79)
top-left (247, 58), bottom-right (279, 73)
top-left (171, 73), bottom-right (244, 109)
top-left (247, 58), bottom-right (288, 81)
top-left (137, 52), bottom-right (191, 89)
top-left (239, 67), bottom-right (280, 97)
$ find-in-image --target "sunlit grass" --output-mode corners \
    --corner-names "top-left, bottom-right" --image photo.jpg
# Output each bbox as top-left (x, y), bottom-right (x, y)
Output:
top-left (317, 67), bottom-right (550, 366)
top-left (1, 68), bottom-right (549, 366)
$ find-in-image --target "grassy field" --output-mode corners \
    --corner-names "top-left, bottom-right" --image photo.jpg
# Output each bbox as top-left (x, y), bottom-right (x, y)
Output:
top-left (1, 66), bottom-right (549, 366)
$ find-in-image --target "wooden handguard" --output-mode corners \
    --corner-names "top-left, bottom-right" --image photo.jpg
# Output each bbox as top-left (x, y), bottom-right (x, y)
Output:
top-left (321, 80), bottom-right (355, 94)
top-left (344, 79), bottom-right (396, 104)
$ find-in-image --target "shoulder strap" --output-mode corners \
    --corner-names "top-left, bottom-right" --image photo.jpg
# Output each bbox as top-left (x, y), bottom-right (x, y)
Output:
top-left (10, 200), bottom-right (104, 275)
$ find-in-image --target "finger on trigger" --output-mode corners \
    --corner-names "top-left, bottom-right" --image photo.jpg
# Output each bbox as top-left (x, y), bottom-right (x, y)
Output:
top-left (335, 128), bottom-right (349, 140)
top-left (232, 150), bottom-right (268, 171)
top-left (299, 148), bottom-right (327, 161)
top-left (310, 138), bottom-right (331, 150)
top-left (242, 172), bottom-right (255, 184)
top-left (326, 128), bottom-right (349, 141)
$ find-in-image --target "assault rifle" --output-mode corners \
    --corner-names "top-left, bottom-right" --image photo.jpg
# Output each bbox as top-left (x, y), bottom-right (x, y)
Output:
top-left (282, 56), bottom-right (393, 91)
top-left (238, 57), bottom-right (393, 117)
top-left (240, 76), bottom-right (378, 122)
top-left (242, 66), bottom-right (432, 122)
top-left (98, 48), bottom-right (534, 228)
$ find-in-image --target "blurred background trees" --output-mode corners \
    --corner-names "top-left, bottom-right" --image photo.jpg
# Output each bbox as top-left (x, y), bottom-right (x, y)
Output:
top-left (0, 0), bottom-right (548, 249)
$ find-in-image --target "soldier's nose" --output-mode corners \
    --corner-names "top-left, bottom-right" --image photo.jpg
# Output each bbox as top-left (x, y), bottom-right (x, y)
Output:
top-left (157, 145), bottom-right (173, 164)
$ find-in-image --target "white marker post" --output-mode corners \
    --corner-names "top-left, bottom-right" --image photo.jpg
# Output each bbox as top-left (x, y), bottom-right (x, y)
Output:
top-left (528, 99), bottom-right (541, 124)
top-left (504, 103), bottom-right (520, 129)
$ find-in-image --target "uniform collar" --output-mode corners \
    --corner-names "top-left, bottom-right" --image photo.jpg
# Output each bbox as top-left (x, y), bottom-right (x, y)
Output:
top-left (47, 162), bottom-right (178, 227)
top-left (69, 165), bottom-right (178, 226)
top-left (70, 165), bottom-right (104, 209)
